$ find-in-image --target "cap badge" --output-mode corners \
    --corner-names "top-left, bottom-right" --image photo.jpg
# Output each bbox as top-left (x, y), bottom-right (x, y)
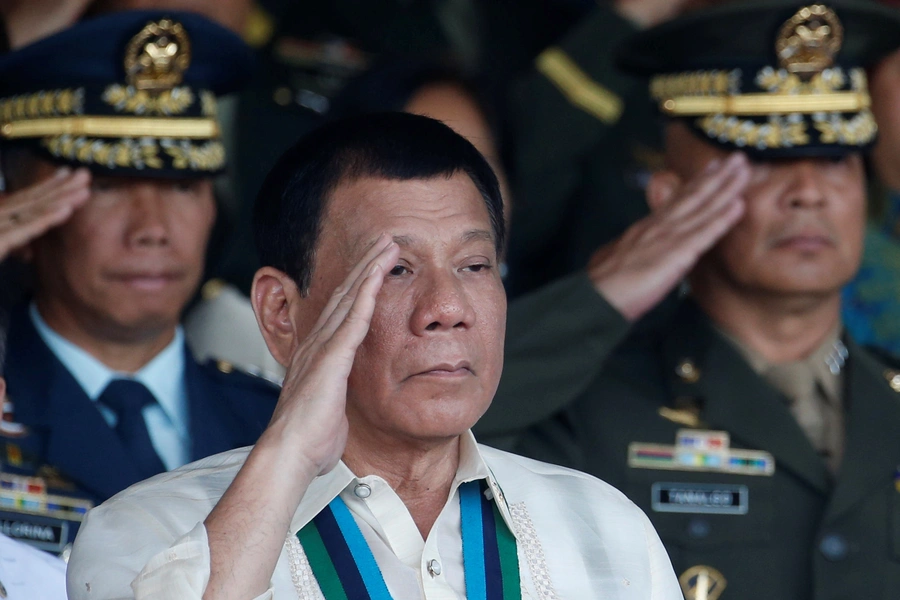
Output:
top-left (776, 5), bottom-right (843, 77)
top-left (125, 18), bottom-right (191, 91)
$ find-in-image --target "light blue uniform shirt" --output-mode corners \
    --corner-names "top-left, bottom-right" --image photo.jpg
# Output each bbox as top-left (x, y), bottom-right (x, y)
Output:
top-left (29, 304), bottom-right (191, 470)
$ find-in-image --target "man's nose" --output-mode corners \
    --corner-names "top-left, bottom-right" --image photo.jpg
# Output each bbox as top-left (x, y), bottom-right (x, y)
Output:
top-left (126, 185), bottom-right (170, 248)
top-left (783, 160), bottom-right (827, 209)
top-left (410, 271), bottom-right (476, 335)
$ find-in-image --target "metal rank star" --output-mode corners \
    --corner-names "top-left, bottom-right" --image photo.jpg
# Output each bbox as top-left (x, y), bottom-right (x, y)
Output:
top-left (124, 18), bottom-right (192, 91)
top-left (680, 565), bottom-right (727, 600)
top-left (776, 5), bottom-right (844, 76)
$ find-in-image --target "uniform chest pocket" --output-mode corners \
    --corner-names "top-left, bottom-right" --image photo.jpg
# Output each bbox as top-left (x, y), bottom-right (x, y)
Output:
top-left (625, 467), bottom-right (775, 548)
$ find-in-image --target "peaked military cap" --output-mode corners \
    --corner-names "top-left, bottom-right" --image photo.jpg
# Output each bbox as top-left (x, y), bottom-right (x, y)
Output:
top-left (617, 0), bottom-right (900, 157)
top-left (0, 11), bottom-right (253, 177)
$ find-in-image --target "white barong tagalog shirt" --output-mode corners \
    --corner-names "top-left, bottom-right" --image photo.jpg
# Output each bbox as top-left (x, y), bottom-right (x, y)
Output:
top-left (67, 432), bottom-right (681, 599)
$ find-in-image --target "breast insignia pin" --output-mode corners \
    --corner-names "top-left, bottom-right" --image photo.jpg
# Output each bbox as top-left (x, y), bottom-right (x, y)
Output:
top-left (680, 565), bottom-right (727, 600)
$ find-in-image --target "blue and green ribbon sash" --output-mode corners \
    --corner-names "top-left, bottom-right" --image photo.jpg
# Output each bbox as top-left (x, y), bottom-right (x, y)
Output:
top-left (296, 480), bottom-right (521, 600)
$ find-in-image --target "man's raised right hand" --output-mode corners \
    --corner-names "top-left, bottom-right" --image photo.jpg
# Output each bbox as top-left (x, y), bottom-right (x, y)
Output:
top-left (264, 233), bottom-right (400, 478)
top-left (588, 152), bottom-right (750, 322)
top-left (0, 167), bottom-right (90, 261)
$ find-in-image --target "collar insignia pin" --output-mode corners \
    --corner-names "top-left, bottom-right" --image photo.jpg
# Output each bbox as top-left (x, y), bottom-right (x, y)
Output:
top-left (884, 369), bottom-right (900, 393)
top-left (676, 359), bottom-right (701, 383)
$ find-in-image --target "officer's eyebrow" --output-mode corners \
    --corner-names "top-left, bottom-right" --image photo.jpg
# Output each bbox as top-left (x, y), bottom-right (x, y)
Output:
top-left (390, 230), bottom-right (494, 248)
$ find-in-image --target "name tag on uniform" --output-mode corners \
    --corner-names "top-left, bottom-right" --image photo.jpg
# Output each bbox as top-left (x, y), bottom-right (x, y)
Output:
top-left (651, 482), bottom-right (748, 515)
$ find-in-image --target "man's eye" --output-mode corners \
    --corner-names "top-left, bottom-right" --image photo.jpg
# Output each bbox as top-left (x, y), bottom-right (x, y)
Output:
top-left (463, 263), bottom-right (492, 273)
top-left (389, 265), bottom-right (409, 276)
top-left (173, 181), bottom-right (198, 193)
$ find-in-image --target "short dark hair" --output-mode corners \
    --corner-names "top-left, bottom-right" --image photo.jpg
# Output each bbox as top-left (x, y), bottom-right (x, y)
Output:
top-left (253, 112), bottom-right (505, 293)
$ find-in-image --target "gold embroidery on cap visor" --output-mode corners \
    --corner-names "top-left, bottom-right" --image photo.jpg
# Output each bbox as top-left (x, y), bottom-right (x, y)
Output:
top-left (103, 85), bottom-right (196, 116)
top-left (652, 67), bottom-right (870, 117)
top-left (0, 19), bottom-right (225, 172)
top-left (41, 135), bottom-right (225, 171)
top-left (0, 89), bottom-right (85, 122)
top-left (646, 6), bottom-right (874, 150)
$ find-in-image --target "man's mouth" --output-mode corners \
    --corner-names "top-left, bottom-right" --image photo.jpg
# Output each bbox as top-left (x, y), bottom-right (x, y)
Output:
top-left (771, 233), bottom-right (835, 252)
top-left (107, 271), bottom-right (183, 291)
top-left (410, 361), bottom-right (474, 379)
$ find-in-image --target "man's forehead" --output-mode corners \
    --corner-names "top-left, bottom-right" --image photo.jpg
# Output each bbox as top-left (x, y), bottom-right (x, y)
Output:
top-left (325, 174), bottom-right (491, 246)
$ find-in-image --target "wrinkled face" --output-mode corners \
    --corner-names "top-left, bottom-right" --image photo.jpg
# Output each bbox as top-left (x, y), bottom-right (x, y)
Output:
top-left (29, 161), bottom-right (215, 342)
top-left (304, 174), bottom-right (506, 444)
top-left (668, 125), bottom-right (866, 296)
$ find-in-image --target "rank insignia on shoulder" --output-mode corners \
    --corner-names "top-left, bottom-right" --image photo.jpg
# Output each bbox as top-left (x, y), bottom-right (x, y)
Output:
top-left (680, 565), bottom-right (726, 600)
top-left (628, 429), bottom-right (775, 476)
top-left (209, 359), bottom-right (282, 386)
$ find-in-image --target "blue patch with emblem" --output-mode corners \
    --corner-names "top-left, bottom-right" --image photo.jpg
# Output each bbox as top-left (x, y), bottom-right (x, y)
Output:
top-left (651, 482), bottom-right (749, 515)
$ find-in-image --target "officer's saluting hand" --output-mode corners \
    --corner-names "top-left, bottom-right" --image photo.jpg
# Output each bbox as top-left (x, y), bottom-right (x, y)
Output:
top-left (0, 168), bottom-right (89, 261)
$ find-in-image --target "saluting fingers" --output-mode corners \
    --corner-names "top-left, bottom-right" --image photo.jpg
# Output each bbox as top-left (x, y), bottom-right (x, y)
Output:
top-left (666, 153), bottom-right (748, 220)
top-left (328, 261), bottom-right (391, 358)
top-left (313, 240), bottom-right (398, 342)
top-left (671, 162), bottom-right (750, 235)
top-left (309, 233), bottom-right (393, 334)
top-left (0, 168), bottom-right (90, 217)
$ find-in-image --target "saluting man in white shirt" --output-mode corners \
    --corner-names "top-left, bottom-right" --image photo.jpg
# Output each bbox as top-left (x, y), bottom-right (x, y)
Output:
top-left (67, 113), bottom-right (681, 600)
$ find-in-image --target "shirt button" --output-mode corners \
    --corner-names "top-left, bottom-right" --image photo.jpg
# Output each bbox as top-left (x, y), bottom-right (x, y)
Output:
top-left (354, 483), bottom-right (372, 499)
top-left (427, 559), bottom-right (442, 577)
top-left (820, 533), bottom-right (849, 561)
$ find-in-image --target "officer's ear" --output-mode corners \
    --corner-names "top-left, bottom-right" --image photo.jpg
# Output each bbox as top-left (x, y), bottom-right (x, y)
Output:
top-left (646, 170), bottom-right (683, 214)
top-left (251, 267), bottom-right (303, 368)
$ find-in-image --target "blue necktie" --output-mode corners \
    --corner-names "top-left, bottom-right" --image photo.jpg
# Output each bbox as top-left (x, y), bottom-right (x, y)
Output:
top-left (99, 379), bottom-right (166, 480)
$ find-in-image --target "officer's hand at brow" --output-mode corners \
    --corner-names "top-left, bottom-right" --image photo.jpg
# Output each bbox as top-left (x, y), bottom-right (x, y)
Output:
top-left (1, 0), bottom-right (93, 49)
top-left (0, 167), bottom-right (90, 261)
top-left (614, 0), bottom-right (697, 28)
top-left (267, 234), bottom-right (400, 477)
top-left (587, 152), bottom-right (749, 322)
top-left (615, 0), bottom-right (732, 28)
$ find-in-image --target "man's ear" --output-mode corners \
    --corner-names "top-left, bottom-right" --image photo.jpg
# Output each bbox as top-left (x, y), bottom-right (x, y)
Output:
top-left (646, 170), bottom-right (682, 214)
top-left (251, 267), bottom-right (303, 368)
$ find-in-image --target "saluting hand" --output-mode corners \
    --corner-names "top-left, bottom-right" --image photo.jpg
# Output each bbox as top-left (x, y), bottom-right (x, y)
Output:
top-left (615, 0), bottom-right (731, 29)
top-left (268, 233), bottom-right (400, 477)
top-left (203, 234), bottom-right (400, 600)
top-left (588, 152), bottom-right (749, 322)
top-left (0, 167), bottom-right (90, 261)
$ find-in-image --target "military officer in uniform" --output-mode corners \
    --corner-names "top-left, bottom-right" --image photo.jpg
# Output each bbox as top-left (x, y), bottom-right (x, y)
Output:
top-left (514, 2), bottom-right (900, 599)
top-left (503, 0), bottom-right (728, 298)
top-left (0, 10), bottom-right (279, 528)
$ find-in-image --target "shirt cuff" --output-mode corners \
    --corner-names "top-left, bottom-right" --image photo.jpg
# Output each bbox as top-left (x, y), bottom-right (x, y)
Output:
top-left (132, 523), bottom-right (274, 600)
